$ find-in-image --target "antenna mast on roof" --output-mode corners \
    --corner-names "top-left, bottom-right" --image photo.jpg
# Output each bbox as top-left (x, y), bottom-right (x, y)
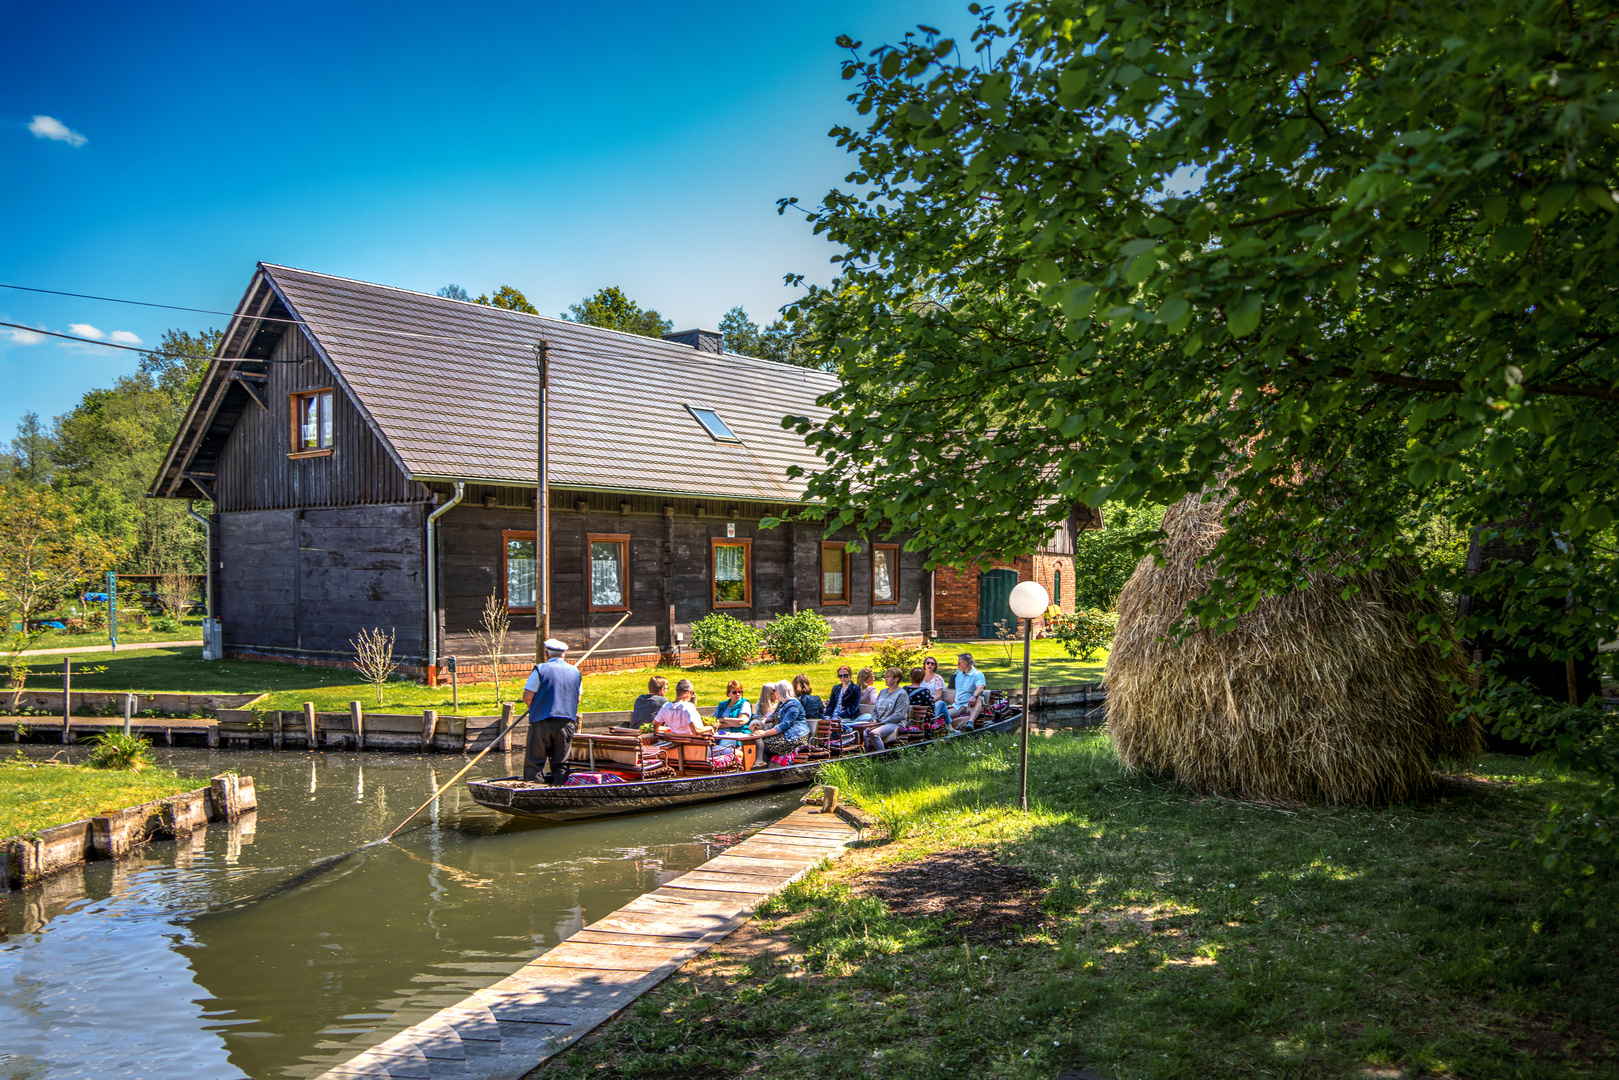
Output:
top-left (534, 340), bottom-right (550, 657)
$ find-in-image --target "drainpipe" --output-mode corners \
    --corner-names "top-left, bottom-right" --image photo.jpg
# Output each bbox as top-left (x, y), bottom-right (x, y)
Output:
top-left (425, 481), bottom-right (465, 679)
top-left (185, 500), bottom-right (213, 622)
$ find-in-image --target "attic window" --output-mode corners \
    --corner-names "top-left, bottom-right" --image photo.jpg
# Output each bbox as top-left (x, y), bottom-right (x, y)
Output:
top-left (685, 406), bottom-right (741, 443)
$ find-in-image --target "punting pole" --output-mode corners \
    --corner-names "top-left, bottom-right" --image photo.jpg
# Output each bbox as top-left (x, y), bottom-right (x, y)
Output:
top-left (534, 339), bottom-right (550, 655)
top-left (381, 609), bottom-right (629, 843)
top-left (232, 611), bottom-right (631, 906)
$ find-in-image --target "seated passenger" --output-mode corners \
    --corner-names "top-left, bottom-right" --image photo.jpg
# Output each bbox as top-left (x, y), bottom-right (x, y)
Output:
top-left (920, 656), bottom-right (949, 702)
top-left (856, 668), bottom-right (878, 718)
top-left (754, 683), bottom-right (780, 726)
top-left (714, 680), bottom-right (752, 726)
top-left (631, 676), bottom-right (669, 729)
top-left (906, 666), bottom-right (934, 708)
top-left (654, 678), bottom-right (711, 736)
top-left (934, 653), bottom-right (987, 731)
top-left (755, 679), bottom-right (810, 763)
top-left (793, 674), bottom-right (824, 722)
top-left (865, 667), bottom-right (910, 751)
top-left (827, 665), bottom-right (861, 722)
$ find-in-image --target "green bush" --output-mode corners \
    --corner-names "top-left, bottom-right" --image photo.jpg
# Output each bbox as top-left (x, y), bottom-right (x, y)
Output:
top-left (84, 731), bottom-right (154, 771)
top-left (871, 637), bottom-right (923, 675)
top-left (150, 614), bottom-right (182, 633)
top-left (1048, 608), bottom-right (1118, 662)
top-left (1072, 503), bottom-right (1167, 609)
top-left (760, 609), bottom-right (832, 665)
top-left (690, 612), bottom-right (762, 669)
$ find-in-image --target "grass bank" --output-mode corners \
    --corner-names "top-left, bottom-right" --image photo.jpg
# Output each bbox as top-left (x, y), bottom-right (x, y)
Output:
top-left (543, 732), bottom-right (1616, 1080)
top-left (0, 756), bottom-right (199, 838)
top-left (11, 642), bottom-right (1106, 715)
top-left (16, 615), bottom-right (204, 653)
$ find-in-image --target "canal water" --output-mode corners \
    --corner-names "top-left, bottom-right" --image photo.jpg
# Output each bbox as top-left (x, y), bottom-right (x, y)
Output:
top-left (0, 747), bottom-right (804, 1080)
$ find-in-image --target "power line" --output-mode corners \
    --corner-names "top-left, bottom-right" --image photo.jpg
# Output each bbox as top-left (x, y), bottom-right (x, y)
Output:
top-left (0, 321), bottom-right (298, 363)
top-left (0, 280), bottom-right (544, 350)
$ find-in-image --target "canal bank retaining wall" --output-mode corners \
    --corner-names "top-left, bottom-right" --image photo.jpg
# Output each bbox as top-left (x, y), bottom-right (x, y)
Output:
top-left (3, 773), bottom-right (256, 890)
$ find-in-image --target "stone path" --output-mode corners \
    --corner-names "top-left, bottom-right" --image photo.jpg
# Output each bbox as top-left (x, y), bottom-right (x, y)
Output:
top-left (307, 803), bottom-right (860, 1080)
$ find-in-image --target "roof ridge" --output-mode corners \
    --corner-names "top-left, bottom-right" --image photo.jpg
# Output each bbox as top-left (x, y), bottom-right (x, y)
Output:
top-left (258, 262), bottom-right (835, 380)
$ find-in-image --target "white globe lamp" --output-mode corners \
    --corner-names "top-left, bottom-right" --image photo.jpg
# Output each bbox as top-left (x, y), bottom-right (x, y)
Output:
top-left (1007, 579), bottom-right (1050, 811)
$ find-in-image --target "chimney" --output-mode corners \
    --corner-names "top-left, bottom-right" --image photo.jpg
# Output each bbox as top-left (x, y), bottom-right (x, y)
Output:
top-left (663, 328), bottom-right (723, 354)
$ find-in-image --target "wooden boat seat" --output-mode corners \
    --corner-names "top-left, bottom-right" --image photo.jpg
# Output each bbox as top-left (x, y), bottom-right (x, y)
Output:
top-left (567, 732), bottom-right (666, 773)
top-left (661, 731), bottom-right (747, 775)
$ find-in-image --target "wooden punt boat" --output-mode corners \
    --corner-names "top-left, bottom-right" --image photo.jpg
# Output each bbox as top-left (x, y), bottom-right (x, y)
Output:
top-left (466, 708), bottom-right (1024, 822)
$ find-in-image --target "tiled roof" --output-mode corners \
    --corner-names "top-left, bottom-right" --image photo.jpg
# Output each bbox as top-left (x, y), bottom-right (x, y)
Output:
top-left (263, 264), bottom-right (836, 502)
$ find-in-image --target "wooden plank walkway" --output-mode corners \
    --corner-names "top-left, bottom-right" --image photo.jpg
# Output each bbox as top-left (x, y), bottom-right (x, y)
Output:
top-left (308, 804), bottom-right (859, 1080)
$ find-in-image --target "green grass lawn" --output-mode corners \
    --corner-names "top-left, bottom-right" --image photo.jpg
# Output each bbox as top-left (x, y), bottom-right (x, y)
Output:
top-left (0, 757), bottom-right (201, 837)
top-left (16, 615), bottom-right (205, 653)
top-left (546, 733), bottom-right (1616, 1080)
top-left (7, 640), bottom-right (1107, 715)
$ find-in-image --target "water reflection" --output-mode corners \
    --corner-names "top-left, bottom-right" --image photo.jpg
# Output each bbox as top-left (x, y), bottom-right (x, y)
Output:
top-left (0, 747), bottom-right (800, 1079)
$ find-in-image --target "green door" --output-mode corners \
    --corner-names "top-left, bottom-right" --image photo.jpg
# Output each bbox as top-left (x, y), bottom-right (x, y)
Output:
top-left (979, 569), bottom-right (1019, 639)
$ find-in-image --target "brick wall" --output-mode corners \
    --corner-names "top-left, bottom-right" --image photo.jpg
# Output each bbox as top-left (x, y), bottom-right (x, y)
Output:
top-left (930, 553), bottom-right (1076, 639)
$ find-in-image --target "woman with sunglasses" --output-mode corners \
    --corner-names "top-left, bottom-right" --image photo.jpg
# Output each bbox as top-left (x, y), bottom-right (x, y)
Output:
top-left (714, 679), bottom-right (752, 725)
top-left (920, 656), bottom-right (949, 702)
top-left (827, 666), bottom-right (861, 722)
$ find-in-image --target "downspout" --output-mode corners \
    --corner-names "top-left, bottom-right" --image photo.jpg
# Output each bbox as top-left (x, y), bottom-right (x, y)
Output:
top-left (425, 481), bottom-right (465, 679)
top-left (185, 500), bottom-right (213, 622)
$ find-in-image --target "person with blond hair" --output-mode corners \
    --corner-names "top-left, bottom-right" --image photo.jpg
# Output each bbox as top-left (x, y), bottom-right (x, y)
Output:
top-left (754, 682), bottom-right (780, 725)
top-left (754, 678), bottom-right (810, 763)
top-left (856, 668), bottom-right (878, 719)
top-left (865, 667), bottom-right (910, 751)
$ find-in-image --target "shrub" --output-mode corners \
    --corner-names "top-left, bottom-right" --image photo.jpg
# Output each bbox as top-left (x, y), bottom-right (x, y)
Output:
top-left (690, 612), bottom-right (761, 669)
top-left (760, 610), bottom-right (832, 665)
top-left (871, 637), bottom-right (923, 674)
top-left (85, 730), bottom-right (153, 771)
top-left (1049, 608), bottom-right (1118, 661)
top-left (151, 614), bottom-right (182, 633)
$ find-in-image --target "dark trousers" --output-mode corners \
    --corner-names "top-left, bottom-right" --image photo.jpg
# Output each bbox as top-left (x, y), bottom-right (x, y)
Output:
top-left (524, 718), bottom-right (577, 785)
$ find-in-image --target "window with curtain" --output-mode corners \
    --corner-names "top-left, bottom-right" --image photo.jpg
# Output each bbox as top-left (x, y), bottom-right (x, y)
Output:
top-left (289, 389), bottom-right (334, 454)
top-left (872, 544), bottom-right (899, 605)
top-left (712, 539), bottom-right (751, 606)
top-left (504, 534), bottom-right (536, 611)
top-left (821, 542), bottom-right (848, 604)
top-left (588, 535), bottom-right (629, 611)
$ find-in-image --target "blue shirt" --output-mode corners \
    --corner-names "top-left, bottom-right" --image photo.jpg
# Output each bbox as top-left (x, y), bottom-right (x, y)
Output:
top-left (953, 666), bottom-right (986, 705)
top-left (524, 658), bottom-right (581, 721)
top-left (773, 697), bottom-right (811, 743)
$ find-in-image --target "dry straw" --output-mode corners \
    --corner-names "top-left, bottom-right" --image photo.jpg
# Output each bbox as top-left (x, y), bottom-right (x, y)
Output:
top-left (1106, 491), bottom-right (1480, 804)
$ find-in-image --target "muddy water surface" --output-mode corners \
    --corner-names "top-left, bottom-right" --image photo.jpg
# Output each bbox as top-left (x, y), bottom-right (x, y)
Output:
top-left (0, 747), bottom-right (802, 1079)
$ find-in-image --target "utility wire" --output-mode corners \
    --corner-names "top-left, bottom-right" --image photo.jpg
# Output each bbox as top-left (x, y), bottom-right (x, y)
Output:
top-left (0, 281), bottom-right (545, 350)
top-left (0, 321), bottom-right (299, 363)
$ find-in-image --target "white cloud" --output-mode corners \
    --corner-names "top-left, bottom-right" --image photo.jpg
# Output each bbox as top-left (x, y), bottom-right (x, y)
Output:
top-left (27, 114), bottom-right (87, 148)
top-left (109, 330), bottom-right (142, 345)
top-left (68, 323), bottom-right (105, 339)
top-left (3, 326), bottom-right (45, 345)
top-left (28, 115), bottom-right (88, 148)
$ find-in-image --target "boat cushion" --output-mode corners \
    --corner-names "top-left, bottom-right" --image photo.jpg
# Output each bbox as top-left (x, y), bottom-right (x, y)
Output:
top-left (562, 772), bottom-right (628, 786)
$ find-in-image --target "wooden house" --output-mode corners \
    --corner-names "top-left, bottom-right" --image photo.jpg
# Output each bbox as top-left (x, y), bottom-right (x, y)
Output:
top-left (150, 264), bottom-right (932, 678)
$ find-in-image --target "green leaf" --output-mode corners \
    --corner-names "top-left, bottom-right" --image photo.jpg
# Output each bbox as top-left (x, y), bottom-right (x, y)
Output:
top-left (1226, 292), bottom-right (1263, 339)
top-left (1491, 224), bottom-right (1533, 256)
top-left (1157, 295), bottom-right (1189, 325)
top-left (1061, 283), bottom-right (1097, 319)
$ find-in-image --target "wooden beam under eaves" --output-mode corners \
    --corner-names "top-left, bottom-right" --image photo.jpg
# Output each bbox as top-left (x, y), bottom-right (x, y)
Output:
top-left (182, 472), bottom-right (217, 503)
top-left (230, 374), bottom-right (269, 411)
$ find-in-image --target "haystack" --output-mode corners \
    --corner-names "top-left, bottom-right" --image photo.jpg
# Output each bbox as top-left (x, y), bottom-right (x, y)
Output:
top-left (1105, 492), bottom-right (1480, 804)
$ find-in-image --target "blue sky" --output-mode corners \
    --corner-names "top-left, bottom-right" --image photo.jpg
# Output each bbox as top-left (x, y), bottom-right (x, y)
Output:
top-left (1, 0), bottom-right (967, 437)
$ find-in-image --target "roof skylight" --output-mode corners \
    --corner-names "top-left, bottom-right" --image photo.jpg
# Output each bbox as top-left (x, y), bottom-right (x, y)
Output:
top-left (686, 406), bottom-right (741, 443)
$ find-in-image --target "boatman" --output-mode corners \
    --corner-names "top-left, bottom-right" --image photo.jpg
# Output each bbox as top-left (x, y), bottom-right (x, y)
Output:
top-left (522, 638), bottom-right (582, 785)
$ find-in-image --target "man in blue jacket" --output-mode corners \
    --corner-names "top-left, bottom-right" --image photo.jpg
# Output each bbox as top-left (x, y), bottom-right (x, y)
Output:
top-left (522, 638), bottom-right (582, 785)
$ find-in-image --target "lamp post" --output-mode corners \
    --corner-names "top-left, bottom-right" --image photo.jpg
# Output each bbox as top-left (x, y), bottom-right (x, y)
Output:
top-left (1007, 579), bottom-right (1050, 812)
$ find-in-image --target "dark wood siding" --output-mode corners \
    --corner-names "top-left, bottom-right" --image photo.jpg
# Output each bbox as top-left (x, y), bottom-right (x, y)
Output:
top-left (435, 494), bottom-right (927, 663)
top-left (218, 504), bottom-right (427, 661)
top-left (213, 327), bottom-right (430, 512)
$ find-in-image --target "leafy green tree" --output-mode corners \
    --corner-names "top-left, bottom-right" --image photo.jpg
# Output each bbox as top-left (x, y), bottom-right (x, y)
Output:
top-left (1071, 503), bottom-right (1166, 610)
top-left (718, 305), bottom-right (828, 370)
top-left (563, 287), bottom-right (672, 338)
top-left (784, 2), bottom-right (1619, 888)
top-left (436, 284), bottom-right (472, 301)
top-left (0, 484), bottom-right (124, 626)
top-left (5, 413), bottom-right (55, 485)
top-left (475, 285), bottom-right (538, 314)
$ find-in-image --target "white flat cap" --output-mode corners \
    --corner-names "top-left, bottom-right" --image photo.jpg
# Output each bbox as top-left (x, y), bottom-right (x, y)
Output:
top-left (543, 638), bottom-right (568, 653)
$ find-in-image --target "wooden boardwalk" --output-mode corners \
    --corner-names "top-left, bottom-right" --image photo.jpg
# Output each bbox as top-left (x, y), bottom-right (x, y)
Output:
top-left (309, 804), bottom-right (860, 1080)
